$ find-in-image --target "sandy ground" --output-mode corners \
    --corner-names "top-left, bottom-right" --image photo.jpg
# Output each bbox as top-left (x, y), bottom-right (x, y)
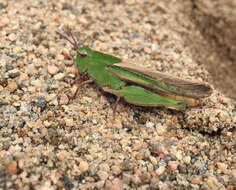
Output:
top-left (0, 0), bottom-right (235, 189)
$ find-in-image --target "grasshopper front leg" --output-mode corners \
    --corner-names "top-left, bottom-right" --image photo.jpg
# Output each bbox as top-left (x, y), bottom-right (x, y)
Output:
top-left (113, 96), bottom-right (121, 117)
top-left (73, 78), bottom-right (95, 98)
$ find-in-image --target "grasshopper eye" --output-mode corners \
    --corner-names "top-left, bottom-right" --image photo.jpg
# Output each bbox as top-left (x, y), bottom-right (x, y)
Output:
top-left (78, 50), bottom-right (87, 57)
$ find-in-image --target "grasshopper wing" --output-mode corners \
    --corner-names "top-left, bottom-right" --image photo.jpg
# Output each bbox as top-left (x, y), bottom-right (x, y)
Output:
top-left (107, 63), bottom-right (212, 99)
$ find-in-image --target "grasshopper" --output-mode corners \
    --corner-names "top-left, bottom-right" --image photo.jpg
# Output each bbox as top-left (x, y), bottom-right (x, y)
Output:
top-left (56, 29), bottom-right (212, 116)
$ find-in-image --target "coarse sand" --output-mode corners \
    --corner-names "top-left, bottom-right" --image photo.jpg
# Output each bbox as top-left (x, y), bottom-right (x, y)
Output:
top-left (0, 0), bottom-right (235, 189)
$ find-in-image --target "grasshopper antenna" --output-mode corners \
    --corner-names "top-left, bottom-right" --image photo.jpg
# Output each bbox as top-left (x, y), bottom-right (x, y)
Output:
top-left (56, 29), bottom-right (81, 50)
top-left (67, 28), bottom-right (79, 48)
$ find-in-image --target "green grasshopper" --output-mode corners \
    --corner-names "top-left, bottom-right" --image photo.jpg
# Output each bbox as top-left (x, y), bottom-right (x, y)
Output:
top-left (57, 30), bottom-right (212, 116)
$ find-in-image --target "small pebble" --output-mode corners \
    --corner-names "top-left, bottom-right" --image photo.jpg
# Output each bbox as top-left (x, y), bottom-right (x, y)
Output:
top-left (13, 46), bottom-right (21, 54)
top-left (38, 185), bottom-right (54, 190)
top-left (155, 166), bottom-right (166, 176)
top-left (5, 161), bottom-right (17, 175)
top-left (122, 159), bottom-right (134, 171)
top-left (144, 47), bottom-right (151, 54)
top-left (176, 151), bottom-right (183, 160)
top-left (49, 47), bottom-right (56, 56)
top-left (54, 15), bottom-right (59, 22)
top-left (79, 160), bottom-right (89, 173)
top-left (59, 94), bottom-right (69, 105)
top-left (46, 94), bottom-right (57, 102)
top-left (183, 156), bottom-right (191, 164)
top-left (92, 119), bottom-right (98, 124)
top-left (8, 68), bottom-right (20, 78)
top-left (218, 97), bottom-right (228, 105)
top-left (133, 140), bottom-right (143, 151)
top-left (77, 16), bottom-right (89, 26)
top-left (98, 171), bottom-right (109, 180)
top-left (132, 175), bottom-right (142, 185)
top-left (18, 159), bottom-right (25, 170)
top-left (168, 161), bottom-right (179, 171)
top-left (176, 174), bottom-right (189, 186)
top-left (54, 73), bottom-right (65, 80)
top-left (0, 85), bottom-right (4, 91)
top-left (150, 142), bottom-right (166, 154)
top-left (0, 18), bottom-right (10, 28)
top-left (19, 73), bottom-right (29, 81)
top-left (43, 120), bottom-right (51, 127)
top-left (155, 123), bottom-right (167, 136)
top-left (65, 118), bottom-right (74, 127)
top-left (217, 162), bottom-right (229, 174)
top-left (31, 79), bottom-right (42, 87)
top-left (81, 96), bottom-right (92, 103)
top-left (8, 33), bottom-right (17, 41)
top-left (99, 163), bottom-right (110, 172)
top-left (95, 181), bottom-right (105, 189)
top-left (146, 121), bottom-right (154, 128)
top-left (206, 176), bottom-right (219, 189)
top-left (48, 65), bottom-right (59, 75)
top-left (111, 165), bottom-right (122, 175)
top-left (57, 150), bottom-right (68, 160)
top-left (58, 144), bottom-right (65, 150)
top-left (190, 176), bottom-right (202, 184)
top-left (7, 80), bottom-right (18, 92)
top-left (149, 156), bottom-right (158, 166)
top-left (112, 178), bottom-right (123, 190)
top-left (57, 54), bottom-right (64, 61)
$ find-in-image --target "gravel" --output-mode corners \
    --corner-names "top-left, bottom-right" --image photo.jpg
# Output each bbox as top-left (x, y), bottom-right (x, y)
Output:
top-left (0, 0), bottom-right (235, 189)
